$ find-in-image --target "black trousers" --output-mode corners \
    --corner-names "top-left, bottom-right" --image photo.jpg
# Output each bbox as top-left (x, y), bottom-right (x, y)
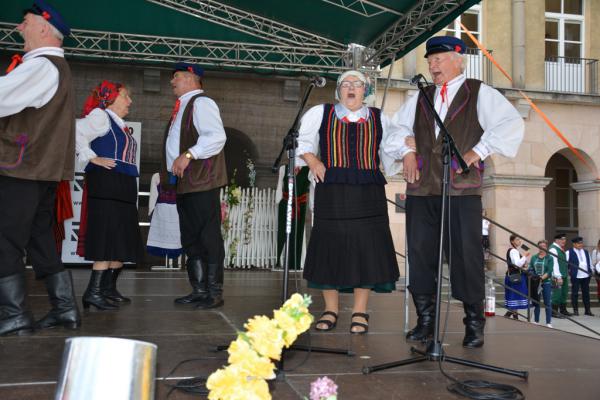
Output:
top-left (571, 277), bottom-right (591, 310)
top-left (406, 195), bottom-right (484, 304)
top-left (0, 176), bottom-right (64, 279)
top-left (176, 188), bottom-right (224, 264)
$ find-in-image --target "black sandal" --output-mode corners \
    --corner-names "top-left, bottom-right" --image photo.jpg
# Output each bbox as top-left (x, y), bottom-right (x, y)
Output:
top-left (315, 311), bottom-right (338, 331)
top-left (350, 312), bottom-right (369, 334)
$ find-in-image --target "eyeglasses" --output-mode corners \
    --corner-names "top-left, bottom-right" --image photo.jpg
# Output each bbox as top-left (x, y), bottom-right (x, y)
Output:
top-left (339, 81), bottom-right (365, 89)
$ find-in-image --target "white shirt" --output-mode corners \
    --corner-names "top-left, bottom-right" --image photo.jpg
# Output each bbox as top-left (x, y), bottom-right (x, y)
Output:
top-left (295, 103), bottom-right (402, 176)
top-left (384, 74), bottom-right (525, 174)
top-left (75, 108), bottom-right (127, 164)
top-left (592, 248), bottom-right (600, 274)
top-left (165, 89), bottom-right (226, 172)
top-left (482, 219), bottom-right (490, 236)
top-left (549, 244), bottom-right (565, 279)
top-left (509, 248), bottom-right (527, 268)
top-left (566, 248), bottom-right (591, 279)
top-left (0, 47), bottom-right (63, 118)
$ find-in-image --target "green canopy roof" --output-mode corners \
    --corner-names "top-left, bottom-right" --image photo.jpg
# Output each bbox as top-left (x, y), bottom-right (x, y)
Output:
top-left (0, 0), bottom-right (481, 76)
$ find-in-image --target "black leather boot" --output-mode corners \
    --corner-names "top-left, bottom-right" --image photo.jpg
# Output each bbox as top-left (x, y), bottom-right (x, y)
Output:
top-left (175, 258), bottom-right (209, 304)
top-left (406, 293), bottom-right (435, 342)
top-left (552, 304), bottom-right (564, 319)
top-left (462, 301), bottom-right (485, 348)
top-left (197, 263), bottom-right (224, 309)
top-left (82, 270), bottom-right (119, 310)
top-left (36, 270), bottom-right (81, 330)
top-left (0, 273), bottom-right (34, 336)
top-left (559, 304), bottom-right (572, 316)
top-left (101, 268), bottom-right (131, 303)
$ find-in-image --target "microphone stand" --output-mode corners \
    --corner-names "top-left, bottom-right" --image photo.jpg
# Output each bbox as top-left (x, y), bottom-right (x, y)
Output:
top-left (215, 78), bottom-right (353, 379)
top-left (271, 78), bottom-right (354, 378)
top-left (363, 76), bottom-right (528, 380)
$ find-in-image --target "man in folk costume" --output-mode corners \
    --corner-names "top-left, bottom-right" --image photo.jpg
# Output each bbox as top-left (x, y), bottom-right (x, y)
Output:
top-left (161, 62), bottom-right (228, 309)
top-left (549, 233), bottom-right (570, 317)
top-left (0, 0), bottom-right (80, 335)
top-left (567, 236), bottom-right (594, 316)
top-left (387, 36), bottom-right (524, 348)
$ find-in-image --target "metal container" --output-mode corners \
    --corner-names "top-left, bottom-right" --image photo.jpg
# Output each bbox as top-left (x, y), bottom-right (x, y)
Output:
top-left (54, 337), bottom-right (157, 400)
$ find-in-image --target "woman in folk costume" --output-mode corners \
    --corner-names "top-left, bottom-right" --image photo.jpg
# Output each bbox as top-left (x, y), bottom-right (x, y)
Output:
top-left (504, 235), bottom-right (530, 319)
top-left (297, 70), bottom-right (401, 334)
top-left (76, 81), bottom-right (143, 310)
top-left (147, 172), bottom-right (182, 261)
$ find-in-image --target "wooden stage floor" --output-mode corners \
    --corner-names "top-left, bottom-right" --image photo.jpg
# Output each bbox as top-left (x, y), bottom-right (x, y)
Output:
top-left (0, 269), bottom-right (598, 399)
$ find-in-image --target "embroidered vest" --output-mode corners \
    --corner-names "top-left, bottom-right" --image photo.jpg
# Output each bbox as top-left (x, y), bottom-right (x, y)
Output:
top-left (318, 104), bottom-right (386, 185)
top-left (160, 93), bottom-right (227, 194)
top-left (0, 55), bottom-right (75, 181)
top-left (407, 79), bottom-right (484, 196)
top-left (85, 111), bottom-right (138, 177)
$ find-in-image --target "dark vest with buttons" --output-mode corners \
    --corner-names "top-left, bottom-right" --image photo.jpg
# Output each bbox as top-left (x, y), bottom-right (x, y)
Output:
top-left (0, 55), bottom-right (75, 182)
top-left (318, 104), bottom-right (386, 185)
top-left (407, 79), bottom-right (484, 196)
top-left (85, 111), bottom-right (138, 177)
top-left (160, 93), bottom-right (227, 194)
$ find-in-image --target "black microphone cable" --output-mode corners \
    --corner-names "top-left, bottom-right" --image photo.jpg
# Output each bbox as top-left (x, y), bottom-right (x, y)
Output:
top-left (163, 355), bottom-right (227, 398)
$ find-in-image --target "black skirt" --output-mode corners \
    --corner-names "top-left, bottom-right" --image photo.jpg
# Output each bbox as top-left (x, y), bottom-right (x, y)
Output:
top-left (303, 183), bottom-right (399, 292)
top-left (84, 169), bottom-right (143, 263)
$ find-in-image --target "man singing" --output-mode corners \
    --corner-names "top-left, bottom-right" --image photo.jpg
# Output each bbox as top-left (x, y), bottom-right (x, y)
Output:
top-left (385, 36), bottom-right (524, 348)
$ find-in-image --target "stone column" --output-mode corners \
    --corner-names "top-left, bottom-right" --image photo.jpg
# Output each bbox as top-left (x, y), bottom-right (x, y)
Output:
top-left (482, 175), bottom-right (552, 275)
top-left (402, 50), bottom-right (417, 81)
top-left (571, 180), bottom-right (600, 244)
top-left (512, 0), bottom-right (526, 88)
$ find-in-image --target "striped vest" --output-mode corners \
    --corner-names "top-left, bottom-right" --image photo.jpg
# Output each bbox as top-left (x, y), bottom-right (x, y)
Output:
top-left (318, 104), bottom-right (386, 185)
top-left (85, 111), bottom-right (138, 177)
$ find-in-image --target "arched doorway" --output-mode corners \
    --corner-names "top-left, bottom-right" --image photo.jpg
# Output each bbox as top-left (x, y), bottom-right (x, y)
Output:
top-left (544, 153), bottom-right (578, 240)
top-left (223, 127), bottom-right (258, 188)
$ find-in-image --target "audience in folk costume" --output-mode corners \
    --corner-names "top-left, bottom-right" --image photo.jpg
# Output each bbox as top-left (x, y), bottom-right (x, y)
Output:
top-left (147, 172), bottom-right (183, 264)
top-left (528, 240), bottom-right (554, 327)
top-left (549, 233), bottom-right (570, 318)
top-left (504, 235), bottom-right (530, 320)
top-left (567, 236), bottom-right (594, 316)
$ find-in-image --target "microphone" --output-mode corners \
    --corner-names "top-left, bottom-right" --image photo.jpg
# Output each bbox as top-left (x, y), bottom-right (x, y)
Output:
top-left (409, 74), bottom-right (424, 86)
top-left (311, 76), bottom-right (326, 88)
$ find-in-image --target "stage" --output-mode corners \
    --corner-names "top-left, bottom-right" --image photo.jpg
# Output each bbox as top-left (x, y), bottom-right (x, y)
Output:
top-left (0, 268), bottom-right (598, 399)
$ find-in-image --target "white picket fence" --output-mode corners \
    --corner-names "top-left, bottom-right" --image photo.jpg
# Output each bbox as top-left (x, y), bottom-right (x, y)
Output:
top-left (220, 187), bottom-right (278, 268)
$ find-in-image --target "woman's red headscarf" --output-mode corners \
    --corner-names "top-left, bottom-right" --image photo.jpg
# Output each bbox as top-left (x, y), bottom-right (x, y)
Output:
top-left (81, 80), bottom-right (123, 117)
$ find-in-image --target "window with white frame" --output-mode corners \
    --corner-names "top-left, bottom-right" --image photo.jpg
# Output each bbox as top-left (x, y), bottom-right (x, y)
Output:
top-left (545, 0), bottom-right (584, 62)
top-left (544, 0), bottom-right (586, 93)
top-left (443, 5), bottom-right (481, 50)
top-left (442, 5), bottom-right (482, 80)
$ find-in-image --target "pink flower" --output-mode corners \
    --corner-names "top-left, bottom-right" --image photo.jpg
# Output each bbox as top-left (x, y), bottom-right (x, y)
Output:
top-left (310, 376), bottom-right (338, 400)
top-left (220, 201), bottom-right (228, 222)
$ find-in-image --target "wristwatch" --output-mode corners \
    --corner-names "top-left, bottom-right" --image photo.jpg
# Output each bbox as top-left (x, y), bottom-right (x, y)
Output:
top-left (184, 151), bottom-right (193, 160)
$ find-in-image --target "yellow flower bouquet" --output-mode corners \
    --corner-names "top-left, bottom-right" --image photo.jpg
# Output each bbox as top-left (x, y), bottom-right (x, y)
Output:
top-left (207, 293), bottom-right (313, 400)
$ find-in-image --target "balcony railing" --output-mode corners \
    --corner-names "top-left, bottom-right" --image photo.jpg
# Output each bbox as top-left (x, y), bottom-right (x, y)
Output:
top-left (464, 47), bottom-right (493, 85)
top-left (545, 56), bottom-right (599, 95)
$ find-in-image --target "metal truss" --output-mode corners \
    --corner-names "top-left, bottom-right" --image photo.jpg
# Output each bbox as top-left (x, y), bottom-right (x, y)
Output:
top-left (145, 0), bottom-right (344, 50)
top-left (367, 0), bottom-right (467, 63)
top-left (0, 23), bottom-right (347, 74)
top-left (321, 0), bottom-right (402, 17)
